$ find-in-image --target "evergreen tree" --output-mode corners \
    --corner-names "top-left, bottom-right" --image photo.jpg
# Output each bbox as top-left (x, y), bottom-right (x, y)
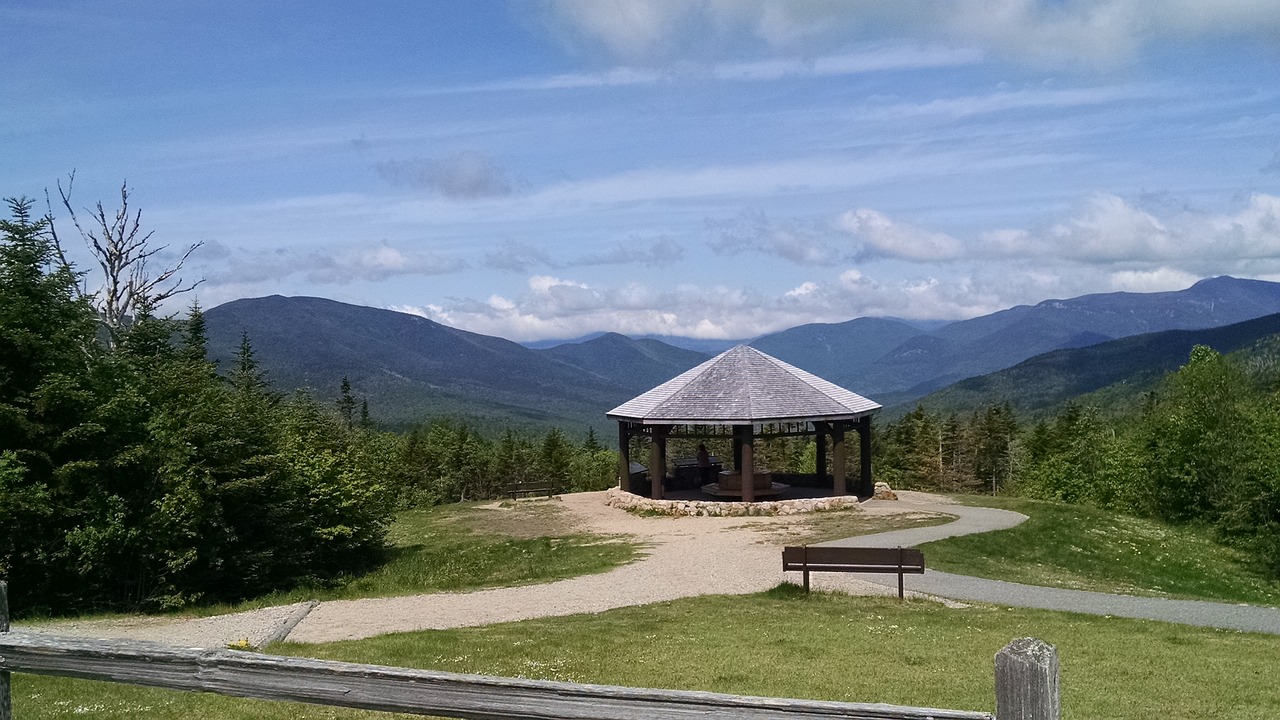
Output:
top-left (337, 376), bottom-right (356, 428)
top-left (229, 332), bottom-right (270, 396)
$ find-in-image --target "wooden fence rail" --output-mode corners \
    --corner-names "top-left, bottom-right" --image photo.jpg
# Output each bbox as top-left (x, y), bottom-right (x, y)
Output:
top-left (0, 581), bottom-right (1058, 720)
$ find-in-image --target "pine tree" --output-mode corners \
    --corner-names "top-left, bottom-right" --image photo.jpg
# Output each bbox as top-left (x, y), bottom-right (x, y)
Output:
top-left (229, 332), bottom-right (270, 396)
top-left (337, 376), bottom-right (356, 428)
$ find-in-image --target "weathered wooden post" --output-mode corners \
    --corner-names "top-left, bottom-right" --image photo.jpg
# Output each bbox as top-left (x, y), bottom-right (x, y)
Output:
top-left (1, 580), bottom-right (11, 720)
top-left (995, 637), bottom-right (1059, 720)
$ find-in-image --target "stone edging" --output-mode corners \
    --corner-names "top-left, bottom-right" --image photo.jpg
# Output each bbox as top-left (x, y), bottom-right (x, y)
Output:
top-left (604, 486), bottom-right (861, 517)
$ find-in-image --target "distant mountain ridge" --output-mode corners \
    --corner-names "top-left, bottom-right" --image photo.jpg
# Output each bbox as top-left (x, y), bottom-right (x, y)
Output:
top-left (204, 297), bottom-right (708, 430)
top-left (203, 277), bottom-right (1280, 430)
top-left (905, 311), bottom-right (1280, 421)
top-left (541, 333), bottom-right (709, 390)
top-left (751, 276), bottom-right (1280, 405)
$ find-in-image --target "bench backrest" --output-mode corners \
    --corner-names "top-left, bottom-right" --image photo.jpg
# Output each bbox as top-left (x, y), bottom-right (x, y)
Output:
top-left (782, 545), bottom-right (924, 569)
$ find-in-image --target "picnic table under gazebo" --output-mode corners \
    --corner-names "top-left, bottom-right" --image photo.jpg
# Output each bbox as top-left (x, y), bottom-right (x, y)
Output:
top-left (607, 344), bottom-right (881, 502)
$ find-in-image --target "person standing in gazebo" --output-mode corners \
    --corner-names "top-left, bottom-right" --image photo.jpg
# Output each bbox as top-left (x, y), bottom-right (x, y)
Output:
top-left (696, 443), bottom-right (712, 485)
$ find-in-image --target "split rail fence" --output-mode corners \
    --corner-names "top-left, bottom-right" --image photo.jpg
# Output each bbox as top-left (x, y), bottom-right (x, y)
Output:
top-left (0, 582), bottom-right (1059, 720)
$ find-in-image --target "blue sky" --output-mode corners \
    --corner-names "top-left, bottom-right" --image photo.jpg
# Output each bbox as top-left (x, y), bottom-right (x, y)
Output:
top-left (5, 1), bottom-right (1280, 341)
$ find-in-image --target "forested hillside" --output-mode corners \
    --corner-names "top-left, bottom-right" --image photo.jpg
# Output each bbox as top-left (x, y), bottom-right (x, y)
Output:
top-left (205, 295), bottom-right (636, 432)
top-left (876, 336), bottom-right (1280, 575)
top-left (905, 312), bottom-right (1280, 421)
top-left (0, 198), bottom-right (617, 617)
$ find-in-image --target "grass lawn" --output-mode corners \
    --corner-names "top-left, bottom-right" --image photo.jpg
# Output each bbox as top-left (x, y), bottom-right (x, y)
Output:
top-left (924, 495), bottom-right (1280, 606)
top-left (14, 588), bottom-right (1280, 719)
top-left (229, 498), bottom-right (642, 610)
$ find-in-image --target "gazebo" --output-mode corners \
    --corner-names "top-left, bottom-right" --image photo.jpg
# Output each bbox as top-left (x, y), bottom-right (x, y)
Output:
top-left (607, 345), bottom-right (881, 502)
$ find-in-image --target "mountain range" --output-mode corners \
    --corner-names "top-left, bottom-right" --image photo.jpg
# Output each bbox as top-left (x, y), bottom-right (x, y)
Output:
top-left (203, 276), bottom-right (1280, 431)
top-left (902, 311), bottom-right (1280, 422)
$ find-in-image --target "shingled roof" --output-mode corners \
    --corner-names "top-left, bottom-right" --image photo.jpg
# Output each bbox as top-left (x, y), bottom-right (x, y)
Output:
top-left (606, 344), bottom-right (881, 424)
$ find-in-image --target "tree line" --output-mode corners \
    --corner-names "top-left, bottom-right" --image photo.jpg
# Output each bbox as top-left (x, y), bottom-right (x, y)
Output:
top-left (0, 197), bottom-right (615, 616)
top-left (874, 340), bottom-right (1280, 576)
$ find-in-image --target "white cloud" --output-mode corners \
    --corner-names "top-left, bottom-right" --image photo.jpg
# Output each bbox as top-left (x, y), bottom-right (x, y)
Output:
top-left (861, 84), bottom-right (1162, 120)
top-left (445, 44), bottom-right (981, 94)
top-left (833, 269), bottom-right (1009, 319)
top-left (980, 192), bottom-right (1280, 267)
top-left (544, 0), bottom-right (1280, 69)
top-left (402, 265), bottom-right (1035, 341)
top-left (784, 281), bottom-right (820, 298)
top-left (1048, 192), bottom-right (1173, 261)
top-left (837, 208), bottom-right (965, 261)
top-left (1109, 268), bottom-right (1201, 293)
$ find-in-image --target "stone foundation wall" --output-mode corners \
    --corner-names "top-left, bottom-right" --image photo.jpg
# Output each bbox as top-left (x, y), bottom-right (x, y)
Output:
top-left (604, 486), bottom-right (862, 517)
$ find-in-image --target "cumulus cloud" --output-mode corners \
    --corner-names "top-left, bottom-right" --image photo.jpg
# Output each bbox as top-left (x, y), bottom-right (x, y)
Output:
top-left (837, 208), bottom-right (965, 261)
top-left (394, 266), bottom-right (1027, 341)
top-left (543, 0), bottom-right (1280, 69)
top-left (831, 269), bottom-right (1005, 319)
top-left (374, 151), bottom-right (513, 199)
top-left (981, 192), bottom-right (1280, 267)
top-left (400, 273), bottom-right (792, 340)
top-left (1109, 268), bottom-right (1201, 293)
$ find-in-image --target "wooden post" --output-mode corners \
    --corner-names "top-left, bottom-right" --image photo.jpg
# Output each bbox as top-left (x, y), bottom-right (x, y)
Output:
top-left (648, 428), bottom-right (665, 500)
top-left (732, 432), bottom-right (743, 475)
top-left (995, 638), bottom-right (1060, 720)
top-left (1, 580), bottom-right (10, 720)
top-left (739, 425), bottom-right (755, 503)
top-left (858, 415), bottom-right (874, 497)
top-left (896, 546), bottom-right (905, 599)
top-left (801, 546), bottom-right (810, 592)
top-left (813, 421), bottom-right (828, 485)
top-left (657, 427), bottom-right (668, 495)
top-left (832, 424), bottom-right (847, 496)
top-left (616, 423), bottom-right (630, 490)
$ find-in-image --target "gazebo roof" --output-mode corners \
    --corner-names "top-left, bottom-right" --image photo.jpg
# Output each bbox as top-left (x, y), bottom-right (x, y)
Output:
top-left (606, 344), bottom-right (881, 425)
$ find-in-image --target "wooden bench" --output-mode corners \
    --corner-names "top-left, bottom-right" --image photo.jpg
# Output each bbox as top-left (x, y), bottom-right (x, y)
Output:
top-left (506, 481), bottom-right (556, 499)
top-left (782, 546), bottom-right (924, 598)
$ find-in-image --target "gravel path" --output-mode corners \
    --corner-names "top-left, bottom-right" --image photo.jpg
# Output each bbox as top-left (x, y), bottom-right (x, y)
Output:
top-left (284, 491), bottom-right (904, 643)
top-left (816, 492), bottom-right (1028, 548)
top-left (19, 490), bottom-right (1280, 646)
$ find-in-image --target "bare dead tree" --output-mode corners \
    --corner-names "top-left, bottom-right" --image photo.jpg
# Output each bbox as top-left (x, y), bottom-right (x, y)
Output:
top-left (50, 172), bottom-right (203, 343)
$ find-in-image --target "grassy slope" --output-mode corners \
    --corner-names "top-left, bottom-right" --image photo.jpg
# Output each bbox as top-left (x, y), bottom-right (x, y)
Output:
top-left (232, 499), bottom-right (642, 610)
top-left (16, 495), bottom-right (1280, 719)
top-left (16, 589), bottom-right (1280, 719)
top-left (923, 495), bottom-right (1280, 606)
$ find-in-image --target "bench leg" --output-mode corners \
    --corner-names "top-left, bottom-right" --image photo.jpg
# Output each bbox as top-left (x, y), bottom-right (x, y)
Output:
top-left (803, 568), bottom-right (810, 593)
top-left (897, 570), bottom-right (904, 599)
